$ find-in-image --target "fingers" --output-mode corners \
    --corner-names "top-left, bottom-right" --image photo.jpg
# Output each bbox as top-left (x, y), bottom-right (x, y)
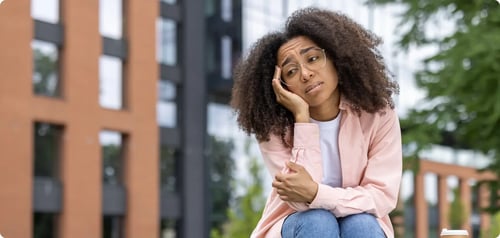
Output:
top-left (286, 161), bottom-right (304, 172)
top-left (273, 65), bottom-right (281, 80)
top-left (272, 66), bottom-right (286, 95)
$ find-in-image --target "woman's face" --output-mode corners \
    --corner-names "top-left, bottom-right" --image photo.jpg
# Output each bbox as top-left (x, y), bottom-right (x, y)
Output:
top-left (276, 36), bottom-right (340, 109)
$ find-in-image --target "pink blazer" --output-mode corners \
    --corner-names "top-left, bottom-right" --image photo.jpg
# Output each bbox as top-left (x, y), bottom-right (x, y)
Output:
top-left (250, 100), bottom-right (403, 238)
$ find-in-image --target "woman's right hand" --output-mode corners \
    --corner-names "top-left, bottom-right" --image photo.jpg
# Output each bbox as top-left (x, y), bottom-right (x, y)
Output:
top-left (272, 66), bottom-right (310, 123)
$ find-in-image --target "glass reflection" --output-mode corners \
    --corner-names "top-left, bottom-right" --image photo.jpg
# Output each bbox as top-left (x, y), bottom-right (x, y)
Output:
top-left (34, 122), bottom-right (62, 178)
top-left (99, 0), bottom-right (123, 39)
top-left (32, 40), bottom-right (60, 97)
top-left (99, 55), bottom-right (123, 110)
top-left (157, 18), bottom-right (177, 66)
top-left (100, 131), bottom-right (123, 185)
top-left (160, 146), bottom-right (176, 192)
top-left (31, 0), bottom-right (59, 23)
top-left (161, 0), bottom-right (177, 4)
top-left (221, 36), bottom-right (232, 79)
top-left (157, 80), bottom-right (177, 127)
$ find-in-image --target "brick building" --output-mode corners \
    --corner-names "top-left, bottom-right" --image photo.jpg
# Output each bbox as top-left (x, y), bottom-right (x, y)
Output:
top-left (0, 0), bottom-right (241, 237)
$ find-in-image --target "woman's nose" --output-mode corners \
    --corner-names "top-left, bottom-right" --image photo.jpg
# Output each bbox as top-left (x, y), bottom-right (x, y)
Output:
top-left (300, 65), bottom-right (314, 81)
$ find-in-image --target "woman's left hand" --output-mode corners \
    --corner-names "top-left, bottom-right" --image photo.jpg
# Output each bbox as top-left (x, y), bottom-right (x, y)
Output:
top-left (272, 161), bottom-right (318, 203)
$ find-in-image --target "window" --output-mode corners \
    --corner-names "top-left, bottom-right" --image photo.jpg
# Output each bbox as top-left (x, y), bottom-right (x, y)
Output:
top-left (32, 40), bottom-right (60, 97)
top-left (221, 36), bottom-right (232, 79)
top-left (31, 0), bottom-right (59, 23)
top-left (160, 219), bottom-right (177, 238)
top-left (157, 18), bottom-right (177, 66)
top-left (33, 122), bottom-right (62, 238)
top-left (103, 215), bottom-right (124, 238)
top-left (99, 0), bottom-right (123, 39)
top-left (221, 0), bottom-right (232, 21)
top-left (100, 131), bottom-right (124, 184)
top-left (99, 56), bottom-right (123, 110)
top-left (160, 146), bottom-right (176, 192)
top-left (33, 212), bottom-right (58, 238)
top-left (34, 122), bottom-right (63, 178)
top-left (161, 0), bottom-right (177, 4)
top-left (157, 80), bottom-right (177, 128)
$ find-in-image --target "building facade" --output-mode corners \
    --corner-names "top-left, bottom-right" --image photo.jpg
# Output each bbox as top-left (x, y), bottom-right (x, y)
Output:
top-left (0, 0), bottom-right (241, 237)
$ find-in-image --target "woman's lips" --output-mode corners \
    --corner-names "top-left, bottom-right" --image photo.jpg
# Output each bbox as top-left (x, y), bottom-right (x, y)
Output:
top-left (305, 82), bottom-right (323, 93)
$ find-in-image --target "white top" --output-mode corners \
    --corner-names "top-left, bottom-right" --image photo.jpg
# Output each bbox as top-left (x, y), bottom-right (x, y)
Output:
top-left (310, 111), bottom-right (342, 188)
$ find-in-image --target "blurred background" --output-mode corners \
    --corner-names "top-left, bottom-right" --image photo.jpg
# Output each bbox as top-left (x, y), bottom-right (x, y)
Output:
top-left (0, 0), bottom-right (498, 238)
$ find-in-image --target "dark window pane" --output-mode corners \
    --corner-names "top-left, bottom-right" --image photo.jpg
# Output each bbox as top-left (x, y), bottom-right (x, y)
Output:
top-left (34, 123), bottom-right (62, 178)
top-left (33, 212), bottom-right (57, 238)
top-left (160, 219), bottom-right (177, 238)
top-left (32, 40), bottom-right (60, 97)
top-left (103, 216), bottom-right (123, 238)
top-left (100, 131), bottom-right (124, 184)
top-left (160, 146), bottom-right (176, 192)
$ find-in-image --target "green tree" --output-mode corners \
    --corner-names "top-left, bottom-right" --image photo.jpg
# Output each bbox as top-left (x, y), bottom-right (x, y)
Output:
top-left (207, 135), bottom-right (236, 236)
top-left (366, 0), bottom-right (500, 212)
top-left (220, 139), bottom-right (266, 238)
top-left (449, 188), bottom-right (465, 229)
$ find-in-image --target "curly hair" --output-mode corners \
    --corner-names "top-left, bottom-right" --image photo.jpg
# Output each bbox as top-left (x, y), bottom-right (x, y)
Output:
top-left (231, 7), bottom-right (399, 145)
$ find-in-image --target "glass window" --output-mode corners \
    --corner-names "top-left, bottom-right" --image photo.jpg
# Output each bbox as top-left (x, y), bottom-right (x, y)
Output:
top-left (160, 219), bottom-right (177, 238)
top-left (31, 0), bottom-right (59, 23)
top-left (157, 18), bottom-right (177, 66)
top-left (99, 55), bottom-right (123, 110)
top-left (221, 36), bottom-right (232, 79)
top-left (161, 0), bottom-right (177, 4)
top-left (34, 122), bottom-right (63, 178)
top-left (33, 212), bottom-right (58, 238)
top-left (160, 146), bottom-right (176, 192)
top-left (157, 80), bottom-right (177, 127)
top-left (99, 0), bottom-right (123, 39)
top-left (103, 216), bottom-right (123, 238)
top-left (32, 40), bottom-right (60, 97)
top-left (221, 0), bottom-right (232, 21)
top-left (100, 131), bottom-right (124, 185)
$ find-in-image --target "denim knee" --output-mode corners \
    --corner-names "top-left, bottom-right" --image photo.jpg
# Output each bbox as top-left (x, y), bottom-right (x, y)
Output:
top-left (339, 213), bottom-right (385, 238)
top-left (282, 209), bottom-right (339, 238)
top-left (298, 209), bottom-right (338, 228)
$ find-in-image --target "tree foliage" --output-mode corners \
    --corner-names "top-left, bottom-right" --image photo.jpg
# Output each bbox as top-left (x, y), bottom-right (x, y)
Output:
top-left (213, 138), bottom-right (266, 238)
top-left (207, 135), bottom-right (236, 235)
top-left (366, 0), bottom-right (500, 212)
top-left (449, 188), bottom-right (465, 229)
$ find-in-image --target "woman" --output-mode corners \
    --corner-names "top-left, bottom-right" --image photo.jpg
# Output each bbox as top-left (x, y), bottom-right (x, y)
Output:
top-left (231, 7), bottom-right (402, 238)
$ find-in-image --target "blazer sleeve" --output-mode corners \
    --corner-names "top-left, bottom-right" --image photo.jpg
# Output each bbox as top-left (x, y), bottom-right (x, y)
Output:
top-left (258, 123), bottom-right (324, 211)
top-left (308, 109), bottom-right (403, 218)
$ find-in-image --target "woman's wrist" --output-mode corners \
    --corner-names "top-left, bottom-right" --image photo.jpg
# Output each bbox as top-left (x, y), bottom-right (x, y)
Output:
top-left (294, 110), bottom-right (310, 123)
top-left (307, 182), bottom-right (319, 203)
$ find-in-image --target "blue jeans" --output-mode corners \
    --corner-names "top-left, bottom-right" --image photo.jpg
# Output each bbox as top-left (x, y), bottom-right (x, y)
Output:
top-left (281, 209), bottom-right (386, 238)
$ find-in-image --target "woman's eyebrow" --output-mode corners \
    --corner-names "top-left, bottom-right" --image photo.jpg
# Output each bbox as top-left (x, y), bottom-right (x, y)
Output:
top-left (280, 46), bottom-right (318, 67)
top-left (299, 46), bottom-right (316, 55)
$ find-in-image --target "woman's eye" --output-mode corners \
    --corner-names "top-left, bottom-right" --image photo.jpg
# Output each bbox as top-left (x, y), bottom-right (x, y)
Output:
top-left (286, 68), bottom-right (297, 76)
top-left (308, 56), bottom-right (319, 63)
